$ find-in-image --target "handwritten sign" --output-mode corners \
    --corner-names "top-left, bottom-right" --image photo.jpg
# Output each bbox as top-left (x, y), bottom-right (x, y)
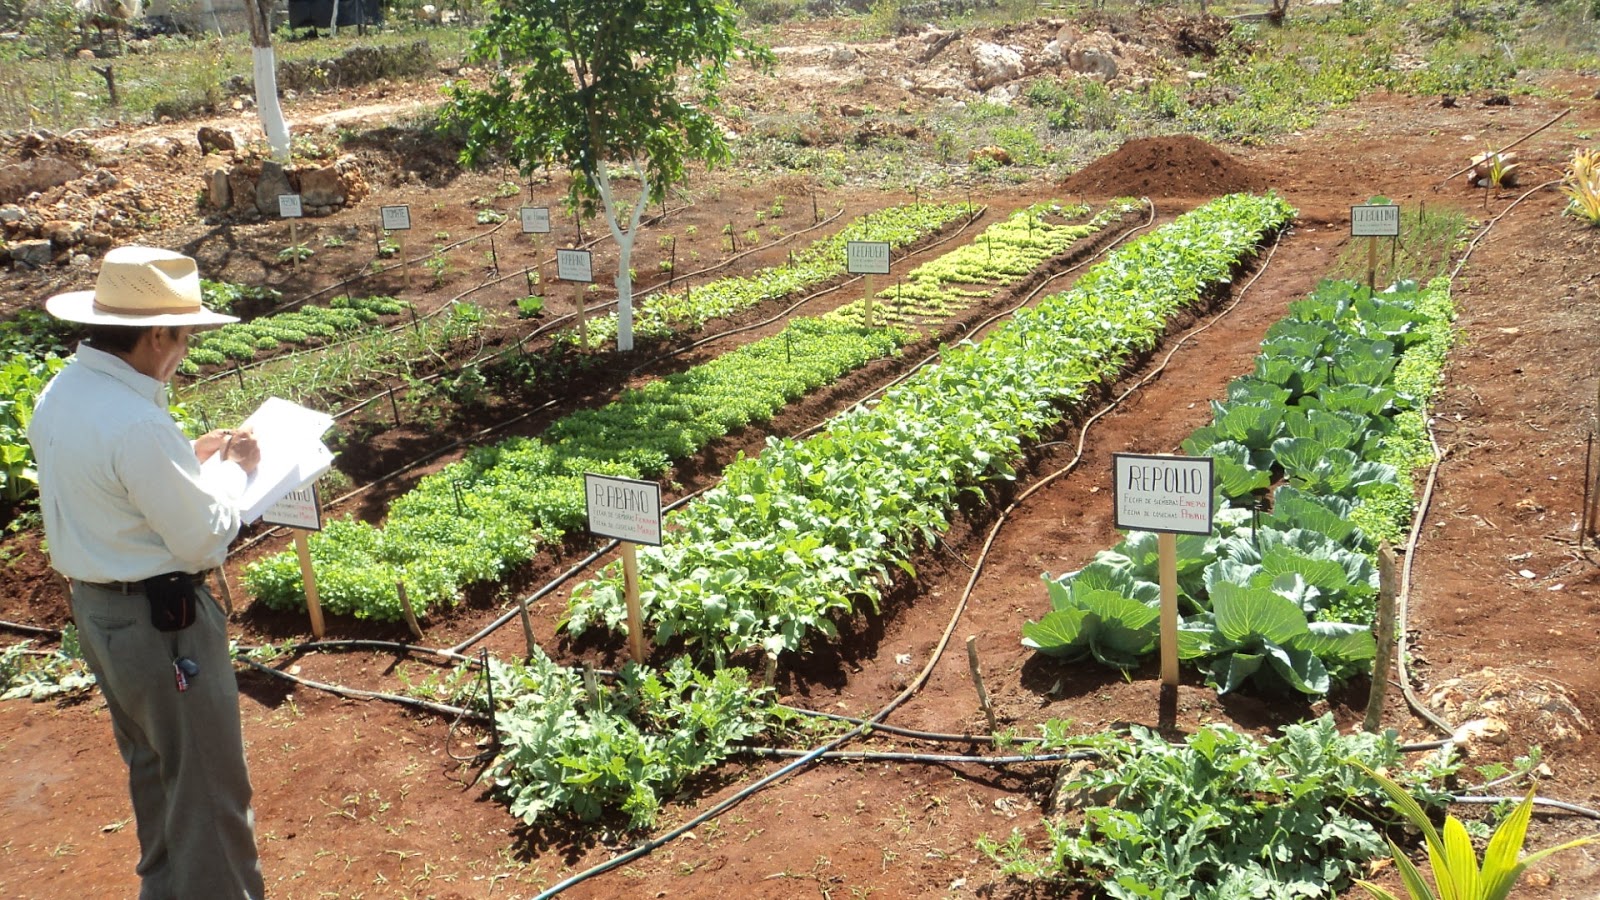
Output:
top-left (278, 194), bottom-right (303, 218)
top-left (846, 240), bottom-right (891, 275)
top-left (1113, 453), bottom-right (1214, 536)
top-left (1351, 204), bottom-right (1400, 237)
top-left (519, 206), bottom-right (551, 234)
top-left (261, 483), bottom-right (323, 532)
top-left (556, 248), bottom-right (594, 283)
top-left (380, 205), bottom-right (413, 231)
top-left (584, 473), bottom-right (661, 546)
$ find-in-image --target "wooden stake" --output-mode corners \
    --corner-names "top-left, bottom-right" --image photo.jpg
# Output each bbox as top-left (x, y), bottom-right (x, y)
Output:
top-left (575, 283), bottom-right (588, 350)
top-left (400, 232), bottom-right (411, 287)
top-left (294, 530), bottom-right (325, 639)
top-left (622, 542), bottom-right (644, 664)
top-left (863, 274), bottom-right (875, 328)
top-left (1363, 545), bottom-right (1398, 733)
top-left (395, 580), bottom-right (424, 640)
top-left (1158, 531), bottom-right (1179, 688)
top-left (289, 220), bottom-right (299, 271)
top-left (966, 635), bottom-right (996, 733)
top-left (517, 596), bottom-right (537, 661)
top-left (763, 654), bottom-right (777, 689)
top-left (387, 386), bottom-right (401, 424)
top-left (1366, 235), bottom-right (1378, 292)
top-left (212, 567), bottom-right (235, 616)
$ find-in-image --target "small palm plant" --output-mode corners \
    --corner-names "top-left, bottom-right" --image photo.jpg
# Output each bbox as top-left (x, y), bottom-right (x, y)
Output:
top-left (1357, 766), bottom-right (1597, 900)
top-left (1561, 147), bottom-right (1600, 225)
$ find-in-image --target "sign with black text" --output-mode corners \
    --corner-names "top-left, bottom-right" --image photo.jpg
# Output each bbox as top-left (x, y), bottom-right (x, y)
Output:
top-left (556, 248), bottom-right (594, 283)
top-left (519, 206), bottom-right (551, 234)
top-left (1350, 204), bottom-right (1400, 237)
top-left (846, 240), bottom-right (891, 275)
top-left (1113, 453), bottom-right (1214, 535)
top-left (380, 205), bottom-right (413, 231)
top-left (584, 473), bottom-right (662, 546)
top-left (261, 483), bottom-right (323, 531)
top-left (278, 194), bottom-right (303, 218)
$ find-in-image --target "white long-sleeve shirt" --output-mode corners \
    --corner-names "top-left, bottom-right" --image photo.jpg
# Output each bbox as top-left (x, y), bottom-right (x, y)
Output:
top-left (28, 342), bottom-right (247, 583)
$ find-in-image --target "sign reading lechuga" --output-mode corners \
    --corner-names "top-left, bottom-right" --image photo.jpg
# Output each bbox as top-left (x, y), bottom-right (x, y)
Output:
top-left (1112, 453), bottom-right (1214, 536)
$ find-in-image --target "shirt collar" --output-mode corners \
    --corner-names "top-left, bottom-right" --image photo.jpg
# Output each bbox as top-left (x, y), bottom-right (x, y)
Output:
top-left (74, 341), bottom-right (168, 408)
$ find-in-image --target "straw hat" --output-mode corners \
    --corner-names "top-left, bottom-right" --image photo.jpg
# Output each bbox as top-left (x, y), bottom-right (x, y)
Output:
top-left (45, 246), bottom-right (238, 327)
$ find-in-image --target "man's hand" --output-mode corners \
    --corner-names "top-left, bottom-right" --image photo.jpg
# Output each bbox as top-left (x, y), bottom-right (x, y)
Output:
top-left (194, 427), bottom-right (261, 475)
top-left (220, 427), bottom-right (261, 475)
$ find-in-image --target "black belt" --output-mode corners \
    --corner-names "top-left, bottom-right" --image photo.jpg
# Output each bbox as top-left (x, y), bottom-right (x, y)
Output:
top-left (76, 572), bottom-right (211, 595)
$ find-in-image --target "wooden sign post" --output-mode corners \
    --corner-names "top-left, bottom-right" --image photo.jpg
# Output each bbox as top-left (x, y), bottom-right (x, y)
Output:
top-left (262, 484), bottom-right (326, 639)
top-left (278, 193), bottom-right (303, 271)
top-left (1112, 454), bottom-right (1215, 701)
top-left (557, 248), bottom-right (594, 349)
top-left (381, 204), bottom-right (413, 287)
top-left (846, 240), bottom-right (891, 328)
top-left (1351, 202), bottom-right (1400, 291)
top-left (583, 473), bottom-right (663, 664)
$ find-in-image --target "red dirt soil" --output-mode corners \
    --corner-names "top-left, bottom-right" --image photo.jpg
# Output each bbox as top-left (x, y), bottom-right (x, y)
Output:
top-left (2, 63), bottom-right (1599, 900)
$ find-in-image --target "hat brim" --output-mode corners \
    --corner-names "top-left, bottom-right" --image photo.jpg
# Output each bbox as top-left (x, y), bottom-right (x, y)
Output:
top-left (45, 290), bottom-right (238, 328)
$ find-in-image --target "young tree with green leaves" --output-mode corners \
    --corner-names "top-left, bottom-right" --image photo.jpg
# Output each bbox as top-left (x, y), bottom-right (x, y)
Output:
top-left (445, 0), bottom-right (769, 351)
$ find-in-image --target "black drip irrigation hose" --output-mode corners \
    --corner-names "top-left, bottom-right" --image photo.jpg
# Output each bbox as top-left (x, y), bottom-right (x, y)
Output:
top-left (742, 747), bottom-right (1097, 765)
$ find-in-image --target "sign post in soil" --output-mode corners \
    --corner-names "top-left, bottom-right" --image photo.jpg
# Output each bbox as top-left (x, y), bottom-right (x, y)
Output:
top-left (279, 193), bottom-right (303, 270)
top-left (1351, 203), bottom-right (1400, 290)
top-left (846, 240), bottom-right (891, 328)
top-left (584, 473), bottom-right (663, 664)
top-left (557, 248), bottom-right (594, 349)
top-left (1113, 453), bottom-right (1214, 691)
top-left (262, 484), bottom-right (326, 639)
top-left (381, 204), bottom-right (413, 286)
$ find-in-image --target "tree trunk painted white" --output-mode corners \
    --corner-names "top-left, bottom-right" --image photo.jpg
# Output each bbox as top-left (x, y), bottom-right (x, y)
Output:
top-left (252, 46), bottom-right (292, 161)
top-left (592, 159), bottom-right (651, 352)
top-left (329, 0), bottom-right (340, 36)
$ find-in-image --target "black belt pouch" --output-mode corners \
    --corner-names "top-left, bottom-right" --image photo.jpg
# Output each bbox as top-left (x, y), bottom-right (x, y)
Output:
top-left (145, 573), bottom-right (197, 632)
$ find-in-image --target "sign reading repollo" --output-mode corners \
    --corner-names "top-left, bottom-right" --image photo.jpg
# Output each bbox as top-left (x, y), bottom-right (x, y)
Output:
top-left (584, 473), bottom-right (662, 546)
top-left (1113, 453), bottom-right (1214, 535)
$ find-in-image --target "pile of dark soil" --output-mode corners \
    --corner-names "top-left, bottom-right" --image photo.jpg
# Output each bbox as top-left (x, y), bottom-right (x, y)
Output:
top-left (1061, 134), bottom-right (1271, 198)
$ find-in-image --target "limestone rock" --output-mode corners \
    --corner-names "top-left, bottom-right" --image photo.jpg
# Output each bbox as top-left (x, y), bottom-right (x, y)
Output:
top-left (971, 42), bottom-right (1025, 90)
top-left (44, 219), bottom-right (87, 246)
top-left (11, 239), bottom-right (53, 269)
top-left (207, 167), bottom-right (231, 209)
top-left (254, 160), bottom-right (293, 216)
top-left (0, 157), bottom-right (84, 204)
top-left (89, 168), bottom-right (121, 194)
top-left (197, 125), bottom-right (239, 154)
top-left (83, 230), bottom-right (113, 250)
top-left (297, 162), bottom-right (347, 207)
top-left (1068, 46), bottom-right (1118, 80)
top-left (0, 204), bottom-right (24, 225)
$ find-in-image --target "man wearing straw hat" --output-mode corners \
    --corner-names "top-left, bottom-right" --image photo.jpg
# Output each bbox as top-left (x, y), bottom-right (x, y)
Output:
top-left (28, 245), bottom-right (267, 899)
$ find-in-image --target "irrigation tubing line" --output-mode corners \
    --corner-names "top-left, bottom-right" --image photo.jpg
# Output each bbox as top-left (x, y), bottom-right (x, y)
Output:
top-left (1447, 794), bottom-right (1600, 821)
top-left (236, 656), bottom-right (483, 721)
top-left (741, 747), bottom-right (1096, 765)
top-left (1395, 181), bottom-right (1556, 740)
top-left (0, 620), bottom-right (60, 638)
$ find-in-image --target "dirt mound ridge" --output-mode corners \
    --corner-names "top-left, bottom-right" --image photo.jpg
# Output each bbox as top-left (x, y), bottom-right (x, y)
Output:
top-left (1062, 134), bottom-right (1270, 198)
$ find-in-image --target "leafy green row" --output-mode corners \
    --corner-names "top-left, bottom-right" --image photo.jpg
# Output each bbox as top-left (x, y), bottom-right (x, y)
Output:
top-left (0, 354), bottom-right (65, 505)
top-left (827, 199), bottom-right (1135, 328)
top-left (571, 201), bottom-right (971, 348)
top-left (566, 193), bottom-right (1296, 662)
top-left (244, 318), bottom-right (908, 620)
top-left (979, 715), bottom-right (1454, 900)
top-left (178, 295), bottom-right (408, 374)
top-left (1023, 278), bottom-right (1456, 696)
top-left (435, 650), bottom-right (770, 830)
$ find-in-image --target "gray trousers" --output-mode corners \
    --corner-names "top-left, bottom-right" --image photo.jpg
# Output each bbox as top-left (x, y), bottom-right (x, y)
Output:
top-left (70, 580), bottom-right (265, 900)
